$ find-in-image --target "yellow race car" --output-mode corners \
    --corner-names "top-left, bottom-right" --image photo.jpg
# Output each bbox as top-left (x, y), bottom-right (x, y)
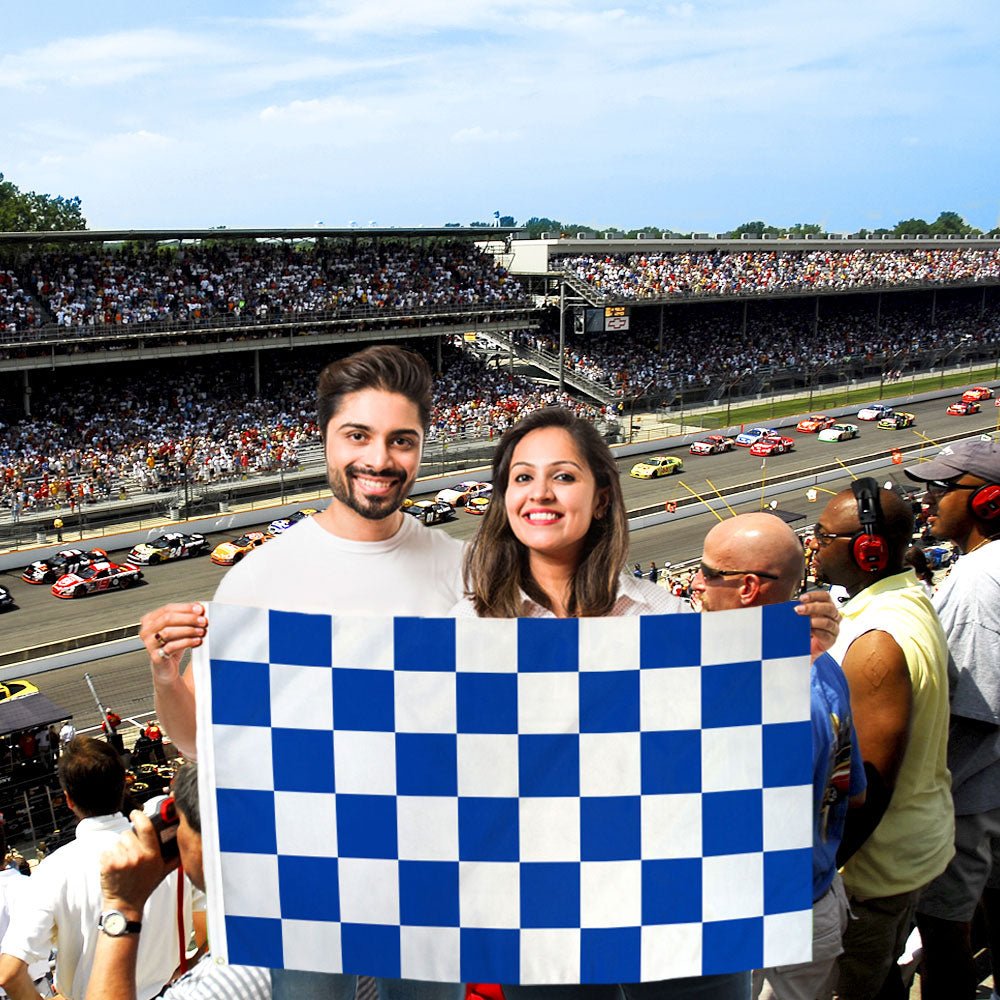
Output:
top-left (629, 456), bottom-right (683, 479)
top-left (0, 679), bottom-right (39, 702)
top-left (211, 531), bottom-right (271, 566)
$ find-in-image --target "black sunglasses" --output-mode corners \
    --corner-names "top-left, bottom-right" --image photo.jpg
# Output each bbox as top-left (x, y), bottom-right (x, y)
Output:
top-left (698, 561), bottom-right (780, 581)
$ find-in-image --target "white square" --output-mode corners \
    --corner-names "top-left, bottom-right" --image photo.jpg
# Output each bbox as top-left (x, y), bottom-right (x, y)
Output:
top-left (579, 616), bottom-right (640, 671)
top-left (212, 725), bottom-right (273, 790)
top-left (640, 667), bottom-right (701, 731)
top-left (641, 794), bottom-right (702, 860)
top-left (520, 798), bottom-right (580, 862)
top-left (457, 735), bottom-right (518, 797)
top-left (762, 909), bottom-right (813, 967)
top-left (640, 924), bottom-right (702, 981)
top-left (520, 929), bottom-right (581, 984)
top-left (580, 733), bottom-right (641, 796)
top-left (282, 920), bottom-right (343, 973)
top-left (518, 673), bottom-right (579, 734)
top-left (274, 791), bottom-right (337, 857)
top-left (394, 671), bottom-right (456, 733)
top-left (333, 731), bottom-right (396, 794)
top-left (761, 656), bottom-right (811, 724)
top-left (332, 615), bottom-right (393, 669)
top-left (456, 618), bottom-right (517, 672)
top-left (580, 860), bottom-right (641, 928)
top-left (401, 926), bottom-right (461, 982)
top-left (701, 606), bottom-right (762, 665)
top-left (207, 602), bottom-right (270, 663)
top-left (702, 853), bottom-right (763, 921)
top-left (397, 797), bottom-right (459, 861)
top-left (702, 726), bottom-right (763, 792)
top-left (460, 862), bottom-right (520, 928)
top-left (270, 663), bottom-right (334, 730)
top-left (220, 853), bottom-right (281, 918)
top-left (338, 858), bottom-right (399, 924)
top-left (763, 786), bottom-right (813, 851)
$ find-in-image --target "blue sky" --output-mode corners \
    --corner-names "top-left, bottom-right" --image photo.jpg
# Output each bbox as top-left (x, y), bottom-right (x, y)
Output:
top-left (2, 1), bottom-right (999, 232)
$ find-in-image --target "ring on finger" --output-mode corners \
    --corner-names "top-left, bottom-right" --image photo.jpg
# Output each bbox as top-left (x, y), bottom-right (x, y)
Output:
top-left (157, 647), bottom-right (169, 661)
top-left (154, 632), bottom-right (166, 647)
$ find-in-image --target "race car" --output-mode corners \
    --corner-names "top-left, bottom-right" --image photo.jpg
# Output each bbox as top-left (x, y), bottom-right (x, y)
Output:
top-left (629, 456), bottom-right (684, 479)
top-left (878, 411), bottom-right (916, 430)
top-left (734, 427), bottom-right (776, 447)
top-left (127, 532), bottom-right (207, 565)
top-left (962, 386), bottom-right (994, 402)
top-left (817, 422), bottom-right (859, 443)
top-left (404, 500), bottom-right (456, 526)
top-left (267, 508), bottom-right (318, 535)
top-left (0, 585), bottom-right (13, 611)
top-left (924, 545), bottom-right (957, 569)
top-left (0, 679), bottom-right (38, 701)
top-left (210, 531), bottom-right (270, 566)
top-left (466, 496), bottom-right (492, 515)
top-left (22, 547), bottom-right (109, 584)
top-left (689, 435), bottom-right (735, 456)
top-left (749, 436), bottom-right (795, 457)
top-left (435, 481), bottom-right (493, 507)
top-left (947, 400), bottom-right (981, 416)
top-left (796, 414), bottom-right (836, 433)
top-left (51, 560), bottom-right (142, 599)
top-left (858, 403), bottom-right (894, 421)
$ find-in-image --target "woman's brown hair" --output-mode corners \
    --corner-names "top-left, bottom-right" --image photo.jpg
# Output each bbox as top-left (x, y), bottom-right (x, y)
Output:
top-left (463, 407), bottom-right (629, 617)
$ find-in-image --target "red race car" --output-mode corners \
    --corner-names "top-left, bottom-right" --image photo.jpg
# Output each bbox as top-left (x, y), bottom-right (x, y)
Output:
top-left (51, 560), bottom-right (142, 599)
top-left (796, 414), bottom-right (836, 433)
top-left (962, 386), bottom-right (993, 403)
top-left (749, 436), bottom-right (795, 457)
top-left (947, 400), bottom-right (981, 416)
top-left (689, 435), bottom-right (736, 455)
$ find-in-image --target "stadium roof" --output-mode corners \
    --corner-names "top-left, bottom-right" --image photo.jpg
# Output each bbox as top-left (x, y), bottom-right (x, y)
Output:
top-left (0, 226), bottom-right (525, 246)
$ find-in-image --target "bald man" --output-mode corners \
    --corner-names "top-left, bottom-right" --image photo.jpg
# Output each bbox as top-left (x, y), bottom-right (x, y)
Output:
top-left (692, 514), bottom-right (866, 1000)
top-left (811, 480), bottom-right (953, 1000)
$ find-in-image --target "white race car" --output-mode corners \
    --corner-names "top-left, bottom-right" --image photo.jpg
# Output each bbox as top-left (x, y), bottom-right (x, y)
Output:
top-left (817, 423), bottom-right (859, 443)
top-left (857, 403), bottom-right (893, 422)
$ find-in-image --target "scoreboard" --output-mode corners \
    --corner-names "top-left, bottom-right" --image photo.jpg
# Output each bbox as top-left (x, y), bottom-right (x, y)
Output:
top-left (581, 306), bottom-right (630, 333)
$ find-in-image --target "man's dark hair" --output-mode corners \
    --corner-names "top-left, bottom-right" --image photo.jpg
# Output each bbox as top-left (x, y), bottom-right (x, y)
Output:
top-left (317, 345), bottom-right (433, 437)
top-left (172, 763), bottom-right (200, 834)
top-left (57, 737), bottom-right (125, 817)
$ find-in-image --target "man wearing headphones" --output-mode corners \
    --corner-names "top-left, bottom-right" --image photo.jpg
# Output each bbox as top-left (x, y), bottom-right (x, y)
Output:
top-left (904, 438), bottom-right (1000, 1000)
top-left (811, 480), bottom-right (953, 999)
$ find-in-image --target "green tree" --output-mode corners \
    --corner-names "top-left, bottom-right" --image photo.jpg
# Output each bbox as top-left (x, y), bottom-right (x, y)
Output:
top-left (0, 172), bottom-right (87, 231)
top-left (893, 217), bottom-right (931, 236)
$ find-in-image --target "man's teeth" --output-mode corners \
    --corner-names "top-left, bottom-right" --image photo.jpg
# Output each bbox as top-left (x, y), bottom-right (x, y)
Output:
top-left (525, 511), bottom-right (560, 522)
top-left (356, 476), bottom-right (394, 490)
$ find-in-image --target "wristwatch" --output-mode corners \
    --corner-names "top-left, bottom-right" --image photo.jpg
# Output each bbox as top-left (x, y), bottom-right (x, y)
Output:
top-left (98, 910), bottom-right (142, 937)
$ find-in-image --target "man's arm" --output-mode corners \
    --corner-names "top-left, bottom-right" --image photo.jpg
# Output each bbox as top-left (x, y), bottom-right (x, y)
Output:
top-left (0, 955), bottom-right (44, 1000)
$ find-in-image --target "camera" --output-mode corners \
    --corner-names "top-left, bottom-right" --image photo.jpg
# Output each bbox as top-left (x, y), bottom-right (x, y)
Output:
top-left (142, 796), bottom-right (180, 861)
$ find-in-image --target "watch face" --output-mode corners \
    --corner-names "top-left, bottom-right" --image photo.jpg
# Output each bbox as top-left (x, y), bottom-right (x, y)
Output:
top-left (102, 911), bottom-right (128, 935)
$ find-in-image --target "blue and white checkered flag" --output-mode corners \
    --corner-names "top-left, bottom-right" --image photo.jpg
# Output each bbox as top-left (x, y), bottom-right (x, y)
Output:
top-left (196, 603), bottom-right (813, 984)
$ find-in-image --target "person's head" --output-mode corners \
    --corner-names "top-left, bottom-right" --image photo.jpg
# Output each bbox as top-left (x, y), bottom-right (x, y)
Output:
top-left (464, 407), bottom-right (628, 617)
top-left (904, 438), bottom-right (1000, 551)
top-left (171, 764), bottom-right (204, 890)
top-left (58, 737), bottom-right (126, 819)
top-left (692, 512), bottom-right (805, 611)
top-left (810, 480), bottom-right (914, 596)
top-left (315, 346), bottom-right (432, 524)
top-left (903, 545), bottom-right (932, 583)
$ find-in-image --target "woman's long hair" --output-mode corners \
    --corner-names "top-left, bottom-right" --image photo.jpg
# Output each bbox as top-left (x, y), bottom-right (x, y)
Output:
top-left (463, 407), bottom-right (629, 618)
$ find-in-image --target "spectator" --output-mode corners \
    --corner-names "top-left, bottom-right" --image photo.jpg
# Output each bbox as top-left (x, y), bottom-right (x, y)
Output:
top-left (903, 545), bottom-right (935, 596)
top-left (0, 826), bottom-right (50, 997)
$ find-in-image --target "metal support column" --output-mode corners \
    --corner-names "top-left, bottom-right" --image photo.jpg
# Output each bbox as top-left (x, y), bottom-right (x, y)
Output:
top-left (875, 293), bottom-right (881, 333)
top-left (558, 280), bottom-right (565, 393)
top-left (22, 370), bottom-right (31, 417)
top-left (658, 306), bottom-right (665, 352)
top-left (931, 290), bottom-right (937, 327)
top-left (253, 350), bottom-right (261, 396)
top-left (436, 335), bottom-right (442, 372)
top-left (813, 296), bottom-right (820, 337)
top-left (741, 301), bottom-right (747, 339)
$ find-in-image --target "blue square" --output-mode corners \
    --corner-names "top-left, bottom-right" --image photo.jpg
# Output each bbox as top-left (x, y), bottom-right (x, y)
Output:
top-left (336, 795), bottom-right (397, 858)
top-left (703, 790), bottom-right (762, 856)
top-left (581, 797), bottom-right (641, 861)
top-left (640, 614), bottom-right (701, 668)
top-left (269, 609), bottom-right (331, 666)
top-left (519, 734), bottom-right (579, 797)
top-left (520, 862), bottom-right (580, 928)
top-left (396, 733), bottom-right (457, 796)
top-left (457, 673), bottom-right (518, 734)
top-left (216, 789), bottom-right (276, 854)
top-left (399, 861), bottom-right (460, 926)
top-left (210, 659), bottom-right (270, 727)
top-left (278, 856), bottom-right (340, 921)
top-left (764, 849), bottom-right (812, 914)
top-left (642, 859), bottom-right (702, 924)
top-left (581, 927), bottom-right (641, 984)
top-left (641, 731), bottom-right (701, 794)
top-left (394, 618), bottom-right (456, 671)
top-left (332, 668), bottom-right (394, 732)
top-left (272, 729), bottom-right (334, 793)
top-left (225, 916), bottom-right (283, 969)
top-left (458, 798), bottom-right (519, 861)
top-left (702, 661), bottom-right (761, 728)
top-left (702, 917), bottom-right (763, 975)
top-left (517, 618), bottom-right (579, 672)
top-left (762, 602), bottom-right (810, 660)
top-left (580, 671), bottom-right (639, 733)
top-left (762, 722), bottom-right (812, 788)
top-left (460, 928), bottom-right (519, 983)
top-left (342, 924), bottom-right (400, 978)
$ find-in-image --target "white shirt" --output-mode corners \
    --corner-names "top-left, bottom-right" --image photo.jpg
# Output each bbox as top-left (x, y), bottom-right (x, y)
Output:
top-left (0, 868), bottom-right (48, 992)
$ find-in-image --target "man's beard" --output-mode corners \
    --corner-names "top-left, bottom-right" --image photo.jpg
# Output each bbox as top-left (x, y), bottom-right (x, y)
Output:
top-left (328, 463), bottom-right (410, 520)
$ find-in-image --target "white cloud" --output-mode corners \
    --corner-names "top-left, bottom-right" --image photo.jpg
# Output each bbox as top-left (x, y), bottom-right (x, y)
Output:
top-left (451, 126), bottom-right (522, 144)
top-left (259, 96), bottom-right (371, 125)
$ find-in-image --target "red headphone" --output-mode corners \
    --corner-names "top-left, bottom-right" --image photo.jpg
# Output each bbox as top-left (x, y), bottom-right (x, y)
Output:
top-left (851, 477), bottom-right (890, 573)
top-left (970, 483), bottom-right (1000, 521)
